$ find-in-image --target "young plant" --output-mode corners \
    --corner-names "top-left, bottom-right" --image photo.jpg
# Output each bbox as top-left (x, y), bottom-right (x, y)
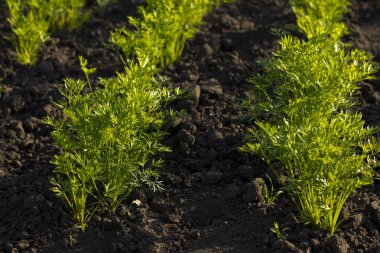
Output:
top-left (48, 0), bottom-right (90, 31)
top-left (6, 0), bottom-right (50, 65)
top-left (261, 175), bottom-right (283, 206)
top-left (110, 0), bottom-right (233, 69)
top-left (6, 0), bottom-right (89, 65)
top-left (44, 57), bottom-right (181, 230)
top-left (291, 0), bottom-right (350, 41)
top-left (271, 222), bottom-right (289, 240)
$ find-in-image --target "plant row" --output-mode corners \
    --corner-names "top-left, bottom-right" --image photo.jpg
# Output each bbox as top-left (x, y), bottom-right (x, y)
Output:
top-left (44, 0), bottom-right (232, 231)
top-left (110, 0), bottom-right (232, 69)
top-left (5, 0), bottom-right (116, 65)
top-left (242, 0), bottom-right (380, 236)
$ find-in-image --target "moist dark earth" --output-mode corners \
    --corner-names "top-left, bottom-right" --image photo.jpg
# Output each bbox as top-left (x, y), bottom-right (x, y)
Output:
top-left (0, 0), bottom-right (380, 252)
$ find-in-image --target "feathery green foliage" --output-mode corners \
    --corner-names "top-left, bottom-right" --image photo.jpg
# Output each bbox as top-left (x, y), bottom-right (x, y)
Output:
top-left (242, 0), bottom-right (380, 236)
top-left (247, 36), bottom-right (377, 121)
top-left (110, 0), bottom-right (233, 69)
top-left (48, 0), bottom-right (90, 31)
top-left (6, 0), bottom-right (50, 65)
top-left (44, 57), bottom-right (181, 230)
top-left (6, 0), bottom-right (89, 65)
top-left (291, 0), bottom-right (350, 41)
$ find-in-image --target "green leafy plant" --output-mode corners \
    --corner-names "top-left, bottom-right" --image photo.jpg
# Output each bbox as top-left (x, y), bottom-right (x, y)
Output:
top-left (242, 0), bottom-right (380, 236)
top-left (44, 57), bottom-right (182, 230)
top-left (261, 175), bottom-right (283, 206)
top-left (6, 0), bottom-right (50, 65)
top-left (242, 35), bottom-right (380, 236)
top-left (48, 0), bottom-right (90, 31)
top-left (291, 0), bottom-right (350, 41)
top-left (110, 0), bottom-right (233, 69)
top-left (270, 222), bottom-right (289, 240)
top-left (6, 0), bottom-right (89, 65)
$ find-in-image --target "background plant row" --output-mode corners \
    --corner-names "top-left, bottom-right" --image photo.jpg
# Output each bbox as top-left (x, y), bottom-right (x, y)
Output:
top-left (242, 0), bottom-right (380, 236)
top-left (6, 0), bottom-right (93, 65)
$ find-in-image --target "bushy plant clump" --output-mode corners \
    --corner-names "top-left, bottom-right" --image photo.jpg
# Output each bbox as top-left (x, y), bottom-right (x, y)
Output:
top-left (5, 0), bottom-right (89, 65)
top-left (48, 0), bottom-right (90, 31)
top-left (6, 0), bottom-right (50, 65)
top-left (44, 57), bottom-right (181, 231)
top-left (110, 0), bottom-right (233, 69)
top-left (291, 0), bottom-right (350, 41)
top-left (242, 0), bottom-right (380, 235)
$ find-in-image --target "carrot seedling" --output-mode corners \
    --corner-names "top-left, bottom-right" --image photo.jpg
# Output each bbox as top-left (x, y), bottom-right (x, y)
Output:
top-left (6, 0), bottom-right (90, 65)
top-left (242, 0), bottom-right (380, 236)
top-left (48, 0), bottom-right (90, 31)
top-left (110, 0), bottom-right (234, 69)
top-left (44, 57), bottom-right (182, 230)
top-left (6, 0), bottom-right (50, 65)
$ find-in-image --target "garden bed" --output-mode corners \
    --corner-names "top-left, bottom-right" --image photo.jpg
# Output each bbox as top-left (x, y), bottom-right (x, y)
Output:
top-left (0, 0), bottom-right (379, 252)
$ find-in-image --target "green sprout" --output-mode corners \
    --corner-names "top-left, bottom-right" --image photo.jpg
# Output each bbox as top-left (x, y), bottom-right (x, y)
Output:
top-left (261, 175), bottom-right (283, 206)
top-left (270, 222), bottom-right (289, 240)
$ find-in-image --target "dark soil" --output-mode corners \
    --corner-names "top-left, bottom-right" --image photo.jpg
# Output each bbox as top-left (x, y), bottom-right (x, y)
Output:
top-left (0, 0), bottom-right (379, 252)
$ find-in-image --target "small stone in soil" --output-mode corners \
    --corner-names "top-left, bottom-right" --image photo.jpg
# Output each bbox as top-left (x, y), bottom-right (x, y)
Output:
top-left (350, 212), bottom-right (365, 229)
top-left (16, 240), bottom-right (29, 250)
top-left (368, 200), bottom-right (380, 226)
top-left (208, 131), bottom-right (226, 148)
top-left (6, 130), bottom-right (17, 139)
top-left (10, 95), bottom-right (26, 112)
top-left (193, 85), bottom-right (201, 108)
top-left (23, 117), bottom-right (39, 132)
top-left (203, 43), bottom-right (214, 56)
top-left (325, 235), bottom-right (350, 253)
top-left (201, 84), bottom-right (223, 98)
top-left (368, 200), bottom-right (380, 214)
top-left (43, 104), bottom-right (54, 115)
top-left (14, 122), bottom-right (25, 139)
top-left (181, 121), bottom-right (197, 134)
top-left (309, 238), bottom-right (319, 250)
